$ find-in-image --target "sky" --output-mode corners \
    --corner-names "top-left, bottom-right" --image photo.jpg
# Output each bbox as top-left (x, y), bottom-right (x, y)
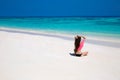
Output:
top-left (0, 0), bottom-right (120, 16)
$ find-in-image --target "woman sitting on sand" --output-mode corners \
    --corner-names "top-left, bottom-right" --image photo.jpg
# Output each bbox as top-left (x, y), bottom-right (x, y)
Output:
top-left (74, 35), bottom-right (88, 57)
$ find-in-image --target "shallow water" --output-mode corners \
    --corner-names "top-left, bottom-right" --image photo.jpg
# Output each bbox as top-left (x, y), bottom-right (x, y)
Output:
top-left (0, 17), bottom-right (120, 38)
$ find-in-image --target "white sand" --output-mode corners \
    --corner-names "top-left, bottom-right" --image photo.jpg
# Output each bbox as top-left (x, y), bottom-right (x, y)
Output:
top-left (0, 28), bottom-right (120, 80)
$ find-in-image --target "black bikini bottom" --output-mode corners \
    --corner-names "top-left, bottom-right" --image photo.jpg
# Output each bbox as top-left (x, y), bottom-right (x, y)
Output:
top-left (75, 54), bottom-right (82, 57)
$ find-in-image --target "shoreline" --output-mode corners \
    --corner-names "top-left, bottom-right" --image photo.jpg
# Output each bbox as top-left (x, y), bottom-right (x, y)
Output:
top-left (0, 27), bottom-right (120, 48)
top-left (1, 26), bottom-right (120, 39)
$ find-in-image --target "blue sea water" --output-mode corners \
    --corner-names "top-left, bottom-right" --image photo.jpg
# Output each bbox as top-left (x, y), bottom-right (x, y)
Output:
top-left (0, 17), bottom-right (120, 38)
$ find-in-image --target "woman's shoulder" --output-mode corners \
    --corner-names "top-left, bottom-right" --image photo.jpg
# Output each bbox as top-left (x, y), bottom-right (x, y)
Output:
top-left (81, 38), bottom-right (86, 42)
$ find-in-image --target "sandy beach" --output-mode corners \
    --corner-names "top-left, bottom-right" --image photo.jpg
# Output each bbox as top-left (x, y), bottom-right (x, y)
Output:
top-left (0, 28), bottom-right (120, 80)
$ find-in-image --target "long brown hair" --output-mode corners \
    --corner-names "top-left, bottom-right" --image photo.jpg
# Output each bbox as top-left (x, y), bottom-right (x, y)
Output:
top-left (74, 36), bottom-right (81, 53)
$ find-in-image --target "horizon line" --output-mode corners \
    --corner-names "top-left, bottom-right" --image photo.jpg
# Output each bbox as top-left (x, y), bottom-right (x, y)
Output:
top-left (0, 16), bottom-right (120, 18)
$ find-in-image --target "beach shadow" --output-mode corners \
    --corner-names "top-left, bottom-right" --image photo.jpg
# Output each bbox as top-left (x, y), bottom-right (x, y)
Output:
top-left (0, 28), bottom-right (73, 41)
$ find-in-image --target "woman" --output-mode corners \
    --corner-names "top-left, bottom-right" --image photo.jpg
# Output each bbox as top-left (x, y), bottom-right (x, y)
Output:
top-left (74, 35), bottom-right (88, 57)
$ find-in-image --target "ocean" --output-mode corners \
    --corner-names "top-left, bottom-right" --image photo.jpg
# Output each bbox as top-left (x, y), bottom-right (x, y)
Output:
top-left (0, 17), bottom-right (120, 38)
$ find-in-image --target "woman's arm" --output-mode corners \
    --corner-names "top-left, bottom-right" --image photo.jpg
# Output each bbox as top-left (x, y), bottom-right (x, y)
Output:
top-left (78, 35), bottom-right (86, 39)
top-left (81, 36), bottom-right (86, 39)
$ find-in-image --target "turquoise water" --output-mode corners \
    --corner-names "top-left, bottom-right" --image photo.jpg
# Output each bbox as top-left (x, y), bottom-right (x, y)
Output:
top-left (0, 17), bottom-right (120, 38)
